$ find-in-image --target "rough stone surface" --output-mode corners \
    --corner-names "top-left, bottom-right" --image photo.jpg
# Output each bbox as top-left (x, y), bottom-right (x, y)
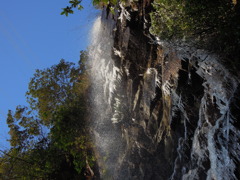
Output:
top-left (93, 1), bottom-right (240, 179)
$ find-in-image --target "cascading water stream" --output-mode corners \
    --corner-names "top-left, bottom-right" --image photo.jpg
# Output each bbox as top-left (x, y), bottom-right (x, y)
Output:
top-left (169, 49), bottom-right (240, 180)
top-left (88, 11), bottom-right (125, 178)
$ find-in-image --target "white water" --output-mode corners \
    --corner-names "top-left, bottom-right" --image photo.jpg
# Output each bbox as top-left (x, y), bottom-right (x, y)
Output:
top-left (173, 49), bottom-right (240, 180)
top-left (88, 14), bottom-right (124, 178)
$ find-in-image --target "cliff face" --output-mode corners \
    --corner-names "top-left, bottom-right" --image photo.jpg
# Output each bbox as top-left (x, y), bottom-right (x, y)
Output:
top-left (89, 1), bottom-right (240, 179)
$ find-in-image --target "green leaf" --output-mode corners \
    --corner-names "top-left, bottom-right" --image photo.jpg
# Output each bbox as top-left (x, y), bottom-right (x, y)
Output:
top-left (78, 5), bottom-right (83, 10)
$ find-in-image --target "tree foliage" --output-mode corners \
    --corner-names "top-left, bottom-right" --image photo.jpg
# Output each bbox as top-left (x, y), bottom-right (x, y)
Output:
top-left (61, 0), bottom-right (83, 16)
top-left (150, 0), bottom-right (240, 62)
top-left (26, 58), bottom-right (87, 126)
top-left (0, 51), bottom-right (98, 179)
top-left (61, 0), bottom-right (121, 16)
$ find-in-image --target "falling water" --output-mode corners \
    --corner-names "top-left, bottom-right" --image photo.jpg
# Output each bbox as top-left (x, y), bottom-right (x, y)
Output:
top-left (88, 11), bottom-right (124, 178)
top-left (170, 49), bottom-right (240, 180)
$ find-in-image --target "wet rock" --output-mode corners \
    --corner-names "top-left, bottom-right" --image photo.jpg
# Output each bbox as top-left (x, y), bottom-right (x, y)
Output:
top-left (91, 1), bottom-right (240, 179)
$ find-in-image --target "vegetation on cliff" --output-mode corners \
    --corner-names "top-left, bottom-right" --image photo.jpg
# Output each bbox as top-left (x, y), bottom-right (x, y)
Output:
top-left (62, 0), bottom-right (240, 68)
top-left (150, 0), bottom-right (240, 69)
top-left (0, 51), bottom-right (98, 179)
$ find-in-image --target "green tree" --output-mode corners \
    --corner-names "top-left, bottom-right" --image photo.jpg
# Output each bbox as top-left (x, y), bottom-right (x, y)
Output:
top-left (26, 58), bottom-right (87, 126)
top-left (0, 51), bottom-right (98, 179)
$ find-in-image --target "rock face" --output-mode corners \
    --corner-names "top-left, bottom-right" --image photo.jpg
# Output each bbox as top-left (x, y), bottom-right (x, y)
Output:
top-left (89, 1), bottom-right (240, 179)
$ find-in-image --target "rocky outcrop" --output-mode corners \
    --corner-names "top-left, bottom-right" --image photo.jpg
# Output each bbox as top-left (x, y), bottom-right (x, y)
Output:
top-left (90, 1), bottom-right (240, 179)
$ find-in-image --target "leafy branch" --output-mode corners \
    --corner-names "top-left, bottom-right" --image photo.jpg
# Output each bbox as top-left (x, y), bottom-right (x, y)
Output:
top-left (61, 0), bottom-right (83, 16)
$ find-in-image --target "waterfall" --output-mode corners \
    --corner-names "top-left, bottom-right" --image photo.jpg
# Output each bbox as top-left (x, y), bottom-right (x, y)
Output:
top-left (169, 48), bottom-right (240, 180)
top-left (87, 5), bottom-right (240, 179)
top-left (88, 12), bottom-right (124, 178)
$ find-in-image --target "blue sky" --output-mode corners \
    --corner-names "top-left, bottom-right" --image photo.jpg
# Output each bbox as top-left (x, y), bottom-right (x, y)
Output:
top-left (0, 0), bottom-right (99, 150)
